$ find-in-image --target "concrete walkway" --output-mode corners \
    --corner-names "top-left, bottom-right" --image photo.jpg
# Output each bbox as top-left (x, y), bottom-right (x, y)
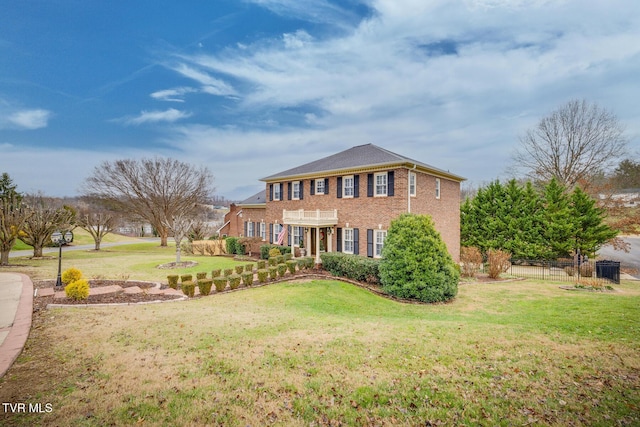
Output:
top-left (0, 272), bottom-right (33, 378)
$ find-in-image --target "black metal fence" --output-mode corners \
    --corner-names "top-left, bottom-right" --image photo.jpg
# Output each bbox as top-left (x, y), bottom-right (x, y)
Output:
top-left (509, 259), bottom-right (621, 284)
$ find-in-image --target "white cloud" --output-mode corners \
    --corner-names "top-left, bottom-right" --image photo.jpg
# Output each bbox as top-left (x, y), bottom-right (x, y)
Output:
top-left (120, 108), bottom-right (192, 126)
top-left (172, 63), bottom-right (236, 96)
top-left (4, 109), bottom-right (52, 129)
top-left (150, 87), bottom-right (197, 102)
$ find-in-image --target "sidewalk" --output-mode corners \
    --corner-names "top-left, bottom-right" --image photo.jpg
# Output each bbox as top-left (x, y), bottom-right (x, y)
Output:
top-left (0, 272), bottom-right (33, 378)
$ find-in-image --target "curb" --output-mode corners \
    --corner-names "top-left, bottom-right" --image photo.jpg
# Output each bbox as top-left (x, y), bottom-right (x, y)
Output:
top-left (0, 273), bottom-right (33, 378)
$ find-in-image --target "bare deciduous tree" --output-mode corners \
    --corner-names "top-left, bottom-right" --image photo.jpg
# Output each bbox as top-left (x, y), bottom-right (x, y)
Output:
top-left (20, 194), bottom-right (75, 257)
top-left (76, 208), bottom-right (119, 251)
top-left (82, 158), bottom-right (214, 246)
top-left (0, 173), bottom-right (30, 265)
top-left (164, 213), bottom-right (195, 263)
top-left (512, 99), bottom-right (627, 189)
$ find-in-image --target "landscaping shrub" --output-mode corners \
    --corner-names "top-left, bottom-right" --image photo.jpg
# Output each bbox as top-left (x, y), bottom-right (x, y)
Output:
top-left (234, 265), bottom-right (244, 274)
top-left (213, 277), bottom-right (227, 292)
top-left (64, 279), bottom-right (89, 300)
top-left (197, 279), bottom-right (213, 296)
top-left (245, 263), bottom-right (254, 273)
top-left (196, 272), bottom-right (207, 281)
top-left (257, 269), bottom-right (268, 283)
top-left (268, 257), bottom-right (278, 267)
top-left (257, 260), bottom-right (266, 269)
top-left (580, 263), bottom-right (594, 277)
top-left (276, 255), bottom-right (285, 265)
top-left (268, 266), bottom-right (278, 280)
top-left (180, 241), bottom-right (193, 255)
top-left (379, 213), bottom-right (459, 303)
top-left (261, 245), bottom-right (291, 259)
top-left (211, 269), bottom-right (221, 278)
top-left (487, 249), bottom-right (512, 279)
top-left (239, 237), bottom-right (262, 256)
top-left (181, 280), bottom-right (196, 297)
top-left (277, 263), bottom-right (287, 277)
top-left (228, 274), bottom-right (241, 289)
top-left (460, 246), bottom-right (483, 278)
top-left (286, 260), bottom-right (297, 274)
top-left (226, 237), bottom-right (239, 255)
top-left (223, 268), bottom-right (234, 277)
top-left (167, 275), bottom-right (179, 289)
top-left (269, 247), bottom-right (282, 258)
top-left (180, 274), bottom-right (193, 283)
top-left (564, 266), bottom-right (575, 277)
top-left (301, 257), bottom-right (314, 270)
top-left (320, 252), bottom-right (380, 283)
top-left (241, 272), bottom-right (254, 286)
top-left (284, 253), bottom-right (292, 262)
top-left (61, 267), bottom-right (83, 285)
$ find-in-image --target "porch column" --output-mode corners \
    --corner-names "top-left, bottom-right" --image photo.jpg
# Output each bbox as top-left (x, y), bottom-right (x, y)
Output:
top-left (327, 227), bottom-right (333, 253)
top-left (315, 226), bottom-right (321, 264)
top-left (306, 227), bottom-right (312, 257)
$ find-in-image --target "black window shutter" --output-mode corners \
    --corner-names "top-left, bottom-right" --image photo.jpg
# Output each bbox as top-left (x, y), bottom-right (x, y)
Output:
top-left (337, 177), bottom-right (342, 198)
top-left (300, 182), bottom-right (304, 200)
top-left (367, 229), bottom-right (374, 257)
top-left (244, 221), bottom-right (248, 237)
top-left (269, 184), bottom-right (273, 201)
top-left (310, 180), bottom-right (315, 195)
top-left (324, 178), bottom-right (329, 194)
top-left (354, 175), bottom-right (360, 198)
top-left (367, 174), bottom-right (374, 197)
top-left (388, 171), bottom-right (395, 196)
top-left (269, 224), bottom-right (273, 244)
top-left (254, 222), bottom-right (259, 237)
top-left (287, 182), bottom-right (292, 200)
top-left (353, 228), bottom-right (360, 255)
top-left (336, 228), bottom-right (342, 252)
top-left (287, 225), bottom-right (292, 246)
top-left (280, 183), bottom-right (284, 199)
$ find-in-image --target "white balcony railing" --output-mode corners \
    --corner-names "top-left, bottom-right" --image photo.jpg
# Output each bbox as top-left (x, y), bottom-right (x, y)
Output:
top-left (282, 209), bottom-right (338, 226)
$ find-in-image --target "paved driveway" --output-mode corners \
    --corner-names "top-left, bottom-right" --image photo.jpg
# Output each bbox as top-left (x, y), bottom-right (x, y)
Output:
top-left (598, 236), bottom-right (640, 278)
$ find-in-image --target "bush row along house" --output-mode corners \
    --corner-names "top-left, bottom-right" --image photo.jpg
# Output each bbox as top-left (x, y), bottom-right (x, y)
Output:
top-left (220, 144), bottom-right (465, 263)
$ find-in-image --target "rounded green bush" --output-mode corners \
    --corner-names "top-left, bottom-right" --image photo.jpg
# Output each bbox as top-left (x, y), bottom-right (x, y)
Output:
top-left (181, 281), bottom-right (196, 297)
top-left (213, 277), bottom-right (228, 292)
top-left (223, 268), bottom-right (234, 277)
top-left (277, 263), bottom-right (287, 277)
top-left (286, 260), bottom-right (297, 274)
top-left (241, 272), bottom-right (254, 286)
top-left (235, 265), bottom-right (244, 274)
top-left (180, 274), bottom-right (193, 283)
top-left (228, 274), bottom-right (241, 289)
top-left (196, 272), bottom-right (207, 281)
top-left (257, 269), bottom-right (269, 283)
top-left (268, 266), bottom-right (278, 280)
top-left (245, 263), bottom-right (254, 273)
top-left (379, 213), bottom-right (459, 303)
top-left (198, 278), bottom-right (213, 296)
top-left (167, 275), bottom-right (179, 289)
top-left (211, 269), bottom-right (222, 278)
top-left (257, 260), bottom-right (267, 270)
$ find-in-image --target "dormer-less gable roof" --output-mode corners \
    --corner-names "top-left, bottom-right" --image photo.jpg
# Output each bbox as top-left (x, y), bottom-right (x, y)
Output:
top-left (238, 190), bottom-right (266, 207)
top-left (260, 143), bottom-right (465, 182)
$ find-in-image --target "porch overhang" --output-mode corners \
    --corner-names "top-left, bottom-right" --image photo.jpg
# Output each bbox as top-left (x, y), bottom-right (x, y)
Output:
top-left (282, 209), bottom-right (338, 227)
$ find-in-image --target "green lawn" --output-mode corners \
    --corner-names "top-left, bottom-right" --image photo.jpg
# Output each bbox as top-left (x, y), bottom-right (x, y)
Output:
top-left (0, 251), bottom-right (638, 426)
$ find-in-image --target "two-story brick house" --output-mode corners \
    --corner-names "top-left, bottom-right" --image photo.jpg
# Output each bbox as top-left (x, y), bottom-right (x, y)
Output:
top-left (222, 144), bottom-right (465, 262)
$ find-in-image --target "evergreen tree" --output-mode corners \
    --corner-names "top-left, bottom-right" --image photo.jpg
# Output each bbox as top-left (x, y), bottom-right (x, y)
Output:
top-left (542, 178), bottom-right (574, 259)
top-left (569, 187), bottom-right (617, 256)
top-left (0, 173), bottom-right (29, 265)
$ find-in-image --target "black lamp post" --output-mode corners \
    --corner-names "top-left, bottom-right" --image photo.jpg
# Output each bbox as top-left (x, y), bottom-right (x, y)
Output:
top-left (52, 231), bottom-right (72, 288)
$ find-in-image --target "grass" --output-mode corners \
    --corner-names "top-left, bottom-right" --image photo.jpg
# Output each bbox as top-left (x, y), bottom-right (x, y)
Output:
top-left (0, 245), bottom-right (638, 426)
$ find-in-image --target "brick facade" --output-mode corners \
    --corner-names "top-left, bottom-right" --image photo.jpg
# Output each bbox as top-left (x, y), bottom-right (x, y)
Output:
top-left (224, 145), bottom-right (463, 262)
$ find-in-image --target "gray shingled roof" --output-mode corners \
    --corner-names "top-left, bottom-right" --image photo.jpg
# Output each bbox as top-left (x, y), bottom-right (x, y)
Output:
top-left (238, 189), bottom-right (266, 206)
top-left (261, 143), bottom-right (464, 181)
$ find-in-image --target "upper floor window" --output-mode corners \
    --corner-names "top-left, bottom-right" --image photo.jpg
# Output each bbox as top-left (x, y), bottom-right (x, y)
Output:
top-left (435, 178), bottom-right (441, 199)
top-left (274, 183), bottom-right (281, 201)
top-left (316, 179), bottom-right (325, 195)
top-left (343, 176), bottom-right (354, 198)
top-left (375, 172), bottom-right (387, 196)
top-left (292, 181), bottom-right (301, 200)
top-left (409, 172), bottom-right (416, 197)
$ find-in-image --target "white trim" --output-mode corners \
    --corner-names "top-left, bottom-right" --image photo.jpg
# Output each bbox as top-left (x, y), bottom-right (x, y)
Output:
top-left (374, 172), bottom-right (387, 197)
top-left (342, 175), bottom-right (354, 198)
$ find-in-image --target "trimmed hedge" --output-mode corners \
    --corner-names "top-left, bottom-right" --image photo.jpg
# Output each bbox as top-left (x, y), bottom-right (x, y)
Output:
top-left (211, 269), bottom-right (222, 278)
top-left (180, 274), bottom-right (193, 283)
top-left (286, 260), bottom-right (297, 274)
top-left (213, 277), bottom-right (228, 292)
top-left (198, 279), bottom-right (213, 296)
top-left (181, 281), bottom-right (196, 297)
top-left (228, 274), bottom-right (241, 289)
top-left (241, 272), bottom-right (254, 286)
top-left (257, 269), bottom-right (269, 283)
top-left (167, 275), bottom-right (179, 289)
top-left (196, 272), bottom-right (207, 281)
top-left (268, 266), bottom-right (278, 280)
top-left (260, 245), bottom-right (292, 260)
top-left (320, 252), bottom-right (381, 283)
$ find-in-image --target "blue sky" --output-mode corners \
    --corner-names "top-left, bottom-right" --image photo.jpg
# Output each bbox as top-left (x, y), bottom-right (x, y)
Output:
top-left (1, 0), bottom-right (639, 200)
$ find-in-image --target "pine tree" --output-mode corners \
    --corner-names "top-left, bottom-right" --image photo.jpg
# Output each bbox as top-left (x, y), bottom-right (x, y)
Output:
top-left (542, 178), bottom-right (574, 259)
top-left (569, 187), bottom-right (617, 256)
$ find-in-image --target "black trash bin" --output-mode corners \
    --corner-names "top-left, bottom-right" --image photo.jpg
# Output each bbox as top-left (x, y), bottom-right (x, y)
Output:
top-left (596, 260), bottom-right (621, 284)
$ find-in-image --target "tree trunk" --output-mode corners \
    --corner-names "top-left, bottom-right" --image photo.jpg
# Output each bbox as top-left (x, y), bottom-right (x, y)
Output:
top-left (175, 246), bottom-right (181, 263)
top-left (0, 250), bottom-right (9, 266)
top-left (94, 239), bottom-right (101, 251)
top-left (33, 245), bottom-right (43, 258)
top-left (160, 234), bottom-right (168, 247)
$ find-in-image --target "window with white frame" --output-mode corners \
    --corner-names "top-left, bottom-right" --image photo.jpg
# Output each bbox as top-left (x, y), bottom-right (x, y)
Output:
top-left (260, 222), bottom-right (266, 241)
top-left (375, 172), bottom-right (387, 196)
top-left (247, 222), bottom-right (255, 237)
top-left (273, 223), bottom-right (283, 243)
top-left (374, 230), bottom-right (387, 258)
top-left (409, 172), bottom-right (416, 197)
top-left (292, 181), bottom-right (301, 199)
top-left (343, 228), bottom-right (354, 253)
top-left (316, 179), bottom-right (325, 195)
top-left (274, 183), bottom-right (281, 200)
top-left (343, 176), bottom-right (354, 198)
top-left (435, 178), bottom-right (441, 199)
top-left (293, 226), bottom-right (303, 246)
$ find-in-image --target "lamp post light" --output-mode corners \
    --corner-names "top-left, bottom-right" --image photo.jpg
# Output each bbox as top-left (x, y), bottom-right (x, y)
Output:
top-left (52, 231), bottom-right (73, 288)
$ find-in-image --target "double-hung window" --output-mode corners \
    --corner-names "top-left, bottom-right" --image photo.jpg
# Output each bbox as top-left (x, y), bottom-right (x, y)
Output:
top-left (316, 179), bottom-right (325, 195)
top-left (293, 226), bottom-right (303, 246)
top-left (375, 172), bottom-right (387, 196)
top-left (260, 222), bottom-right (266, 241)
top-left (247, 222), bottom-right (255, 237)
top-left (409, 172), bottom-right (416, 197)
top-left (374, 230), bottom-right (387, 258)
top-left (343, 176), bottom-right (354, 198)
top-left (435, 178), bottom-right (441, 199)
top-left (274, 183), bottom-right (281, 201)
top-left (343, 228), bottom-right (354, 254)
top-left (292, 181), bottom-right (301, 200)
